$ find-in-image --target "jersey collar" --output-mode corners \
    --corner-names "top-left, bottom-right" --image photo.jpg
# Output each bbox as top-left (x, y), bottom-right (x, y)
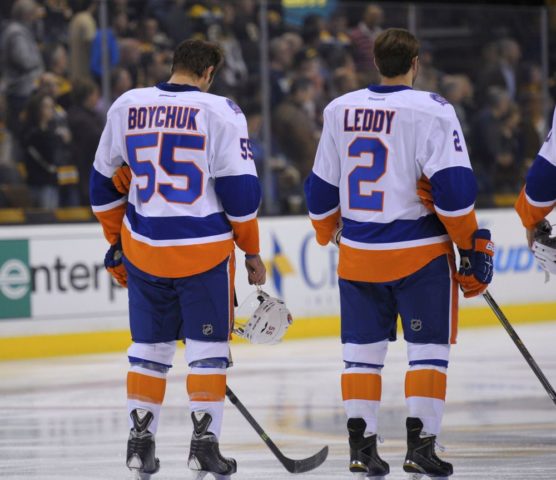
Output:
top-left (156, 82), bottom-right (201, 92)
top-left (367, 85), bottom-right (413, 93)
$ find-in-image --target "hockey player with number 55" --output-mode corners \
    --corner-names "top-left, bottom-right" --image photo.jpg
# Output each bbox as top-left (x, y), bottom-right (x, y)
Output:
top-left (305, 28), bottom-right (494, 478)
top-left (515, 107), bottom-right (556, 275)
top-left (90, 39), bottom-right (266, 478)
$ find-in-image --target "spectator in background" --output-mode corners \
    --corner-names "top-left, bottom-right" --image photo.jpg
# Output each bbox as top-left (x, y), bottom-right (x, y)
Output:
top-left (68, 0), bottom-right (97, 82)
top-left (441, 75), bottom-right (474, 137)
top-left (494, 104), bottom-right (522, 193)
top-left (43, 43), bottom-right (73, 109)
top-left (158, 0), bottom-right (191, 47)
top-left (273, 77), bottom-right (319, 181)
top-left (477, 38), bottom-right (521, 102)
top-left (471, 87), bottom-right (513, 195)
top-left (43, 0), bottom-right (73, 45)
top-left (269, 36), bottom-right (294, 107)
top-left (413, 42), bottom-right (443, 93)
top-left (208, 3), bottom-right (248, 98)
top-left (349, 3), bottom-right (383, 81)
top-left (332, 67), bottom-right (358, 97)
top-left (110, 66), bottom-right (133, 102)
top-left (22, 93), bottom-right (67, 208)
top-left (67, 79), bottom-right (103, 205)
top-left (90, 15), bottom-right (119, 81)
top-left (1, 0), bottom-right (45, 137)
top-left (0, 95), bottom-right (20, 185)
top-left (231, 0), bottom-right (260, 76)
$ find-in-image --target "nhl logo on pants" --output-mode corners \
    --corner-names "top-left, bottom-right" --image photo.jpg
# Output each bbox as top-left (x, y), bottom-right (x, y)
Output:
top-left (202, 324), bottom-right (214, 336)
top-left (410, 319), bottom-right (422, 332)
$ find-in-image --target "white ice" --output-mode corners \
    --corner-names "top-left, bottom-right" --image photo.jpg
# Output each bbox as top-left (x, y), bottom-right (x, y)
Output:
top-left (1, 322), bottom-right (556, 479)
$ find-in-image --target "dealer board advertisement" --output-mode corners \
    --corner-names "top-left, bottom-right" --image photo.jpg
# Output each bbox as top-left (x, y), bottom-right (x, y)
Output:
top-left (0, 210), bottom-right (553, 336)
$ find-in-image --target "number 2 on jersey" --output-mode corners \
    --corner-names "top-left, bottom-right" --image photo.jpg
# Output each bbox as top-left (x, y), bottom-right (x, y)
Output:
top-left (126, 133), bottom-right (205, 204)
top-left (348, 137), bottom-right (388, 211)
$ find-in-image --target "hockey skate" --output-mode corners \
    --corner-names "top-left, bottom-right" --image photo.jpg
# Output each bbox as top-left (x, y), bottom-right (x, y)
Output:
top-left (403, 417), bottom-right (453, 478)
top-left (347, 418), bottom-right (389, 477)
top-left (126, 409), bottom-right (160, 479)
top-left (188, 412), bottom-right (237, 475)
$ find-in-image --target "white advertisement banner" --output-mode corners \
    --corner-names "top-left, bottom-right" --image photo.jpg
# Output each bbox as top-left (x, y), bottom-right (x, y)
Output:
top-left (0, 209), bottom-right (553, 337)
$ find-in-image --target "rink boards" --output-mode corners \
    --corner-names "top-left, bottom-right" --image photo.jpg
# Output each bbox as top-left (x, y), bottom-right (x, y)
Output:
top-left (0, 209), bottom-right (554, 360)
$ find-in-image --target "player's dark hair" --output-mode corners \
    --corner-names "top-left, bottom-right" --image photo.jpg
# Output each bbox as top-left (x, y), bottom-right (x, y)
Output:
top-left (374, 28), bottom-right (419, 78)
top-left (171, 39), bottom-right (223, 80)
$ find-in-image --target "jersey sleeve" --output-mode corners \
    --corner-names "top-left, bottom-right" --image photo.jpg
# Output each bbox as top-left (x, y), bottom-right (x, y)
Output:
top-left (418, 104), bottom-right (478, 249)
top-left (90, 110), bottom-right (127, 245)
top-left (515, 108), bottom-right (556, 228)
top-left (210, 101), bottom-right (261, 255)
top-left (304, 105), bottom-right (341, 246)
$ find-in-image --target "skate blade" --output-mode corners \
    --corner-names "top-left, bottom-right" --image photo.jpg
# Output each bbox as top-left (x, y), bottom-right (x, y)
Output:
top-left (407, 474), bottom-right (424, 480)
top-left (131, 472), bottom-right (152, 480)
top-left (191, 471), bottom-right (231, 480)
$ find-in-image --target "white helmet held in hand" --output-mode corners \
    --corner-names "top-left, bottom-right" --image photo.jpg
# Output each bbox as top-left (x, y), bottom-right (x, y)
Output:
top-left (234, 289), bottom-right (293, 344)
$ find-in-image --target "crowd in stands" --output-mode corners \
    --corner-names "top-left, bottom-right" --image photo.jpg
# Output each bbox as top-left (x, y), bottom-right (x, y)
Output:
top-left (0, 0), bottom-right (553, 218)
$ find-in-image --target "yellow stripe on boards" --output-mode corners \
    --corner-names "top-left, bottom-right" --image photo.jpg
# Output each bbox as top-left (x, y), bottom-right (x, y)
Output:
top-left (0, 303), bottom-right (555, 361)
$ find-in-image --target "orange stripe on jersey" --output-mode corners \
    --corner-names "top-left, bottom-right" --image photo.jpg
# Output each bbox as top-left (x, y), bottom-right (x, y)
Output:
top-left (405, 369), bottom-right (447, 401)
top-left (229, 218), bottom-right (260, 255)
top-left (121, 224), bottom-right (234, 278)
top-left (338, 241), bottom-right (453, 283)
top-left (436, 209), bottom-right (478, 250)
top-left (187, 374), bottom-right (226, 402)
top-left (515, 187), bottom-right (554, 229)
top-left (311, 210), bottom-right (341, 246)
top-left (341, 372), bottom-right (382, 401)
top-left (127, 372), bottom-right (166, 404)
top-left (94, 203), bottom-right (127, 245)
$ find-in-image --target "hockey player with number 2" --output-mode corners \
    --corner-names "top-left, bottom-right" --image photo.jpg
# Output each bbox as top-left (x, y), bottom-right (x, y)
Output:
top-left (515, 107), bottom-right (556, 275)
top-left (90, 39), bottom-right (266, 478)
top-left (305, 28), bottom-right (495, 478)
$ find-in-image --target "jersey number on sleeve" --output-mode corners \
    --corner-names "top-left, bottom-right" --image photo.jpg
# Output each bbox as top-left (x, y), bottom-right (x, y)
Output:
top-left (126, 133), bottom-right (205, 204)
top-left (348, 137), bottom-right (388, 211)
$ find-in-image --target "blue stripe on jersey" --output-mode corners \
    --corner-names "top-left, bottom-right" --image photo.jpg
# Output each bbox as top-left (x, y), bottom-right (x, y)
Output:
top-left (342, 214), bottom-right (447, 244)
top-left (344, 361), bottom-right (384, 369)
top-left (525, 154), bottom-right (556, 203)
top-left (367, 85), bottom-right (413, 94)
top-left (156, 82), bottom-right (200, 92)
top-left (214, 174), bottom-right (261, 217)
top-left (304, 172), bottom-right (340, 215)
top-left (125, 203), bottom-right (231, 241)
top-left (408, 359), bottom-right (449, 368)
top-left (430, 166), bottom-right (477, 212)
top-left (89, 166), bottom-right (125, 207)
top-left (128, 356), bottom-right (173, 369)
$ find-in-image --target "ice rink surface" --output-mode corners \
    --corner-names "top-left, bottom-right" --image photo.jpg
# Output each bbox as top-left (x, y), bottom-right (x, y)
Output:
top-left (1, 322), bottom-right (556, 480)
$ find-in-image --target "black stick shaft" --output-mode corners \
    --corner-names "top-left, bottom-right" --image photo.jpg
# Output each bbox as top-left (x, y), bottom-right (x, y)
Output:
top-left (225, 385), bottom-right (285, 458)
top-left (483, 290), bottom-right (556, 405)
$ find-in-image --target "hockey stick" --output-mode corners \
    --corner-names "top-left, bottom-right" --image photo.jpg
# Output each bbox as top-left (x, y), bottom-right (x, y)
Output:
top-left (225, 386), bottom-right (329, 473)
top-left (483, 290), bottom-right (556, 405)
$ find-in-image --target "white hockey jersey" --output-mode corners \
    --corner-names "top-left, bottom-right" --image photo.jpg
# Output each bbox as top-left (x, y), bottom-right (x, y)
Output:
top-left (90, 83), bottom-right (261, 278)
top-left (305, 85), bottom-right (479, 282)
top-left (516, 106), bottom-right (556, 228)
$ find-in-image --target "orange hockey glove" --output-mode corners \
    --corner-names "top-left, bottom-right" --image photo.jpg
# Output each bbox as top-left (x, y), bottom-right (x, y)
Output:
top-left (104, 240), bottom-right (127, 288)
top-left (455, 229), bottom-right (495, 298)
top-left (416, 175), bottom-right (434, 212)
top-left (112, 165), bottom-right (131, 195)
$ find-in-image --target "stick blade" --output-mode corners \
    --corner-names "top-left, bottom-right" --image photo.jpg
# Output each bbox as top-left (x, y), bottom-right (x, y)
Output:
top-left (279, 445), bottom-right (329, 474)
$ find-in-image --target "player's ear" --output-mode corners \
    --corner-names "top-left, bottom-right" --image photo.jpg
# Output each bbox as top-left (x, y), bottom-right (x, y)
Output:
top-left (205, 65), bottom-right (216, 83)
top-left (411, 56), bottom-right (419, 81)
